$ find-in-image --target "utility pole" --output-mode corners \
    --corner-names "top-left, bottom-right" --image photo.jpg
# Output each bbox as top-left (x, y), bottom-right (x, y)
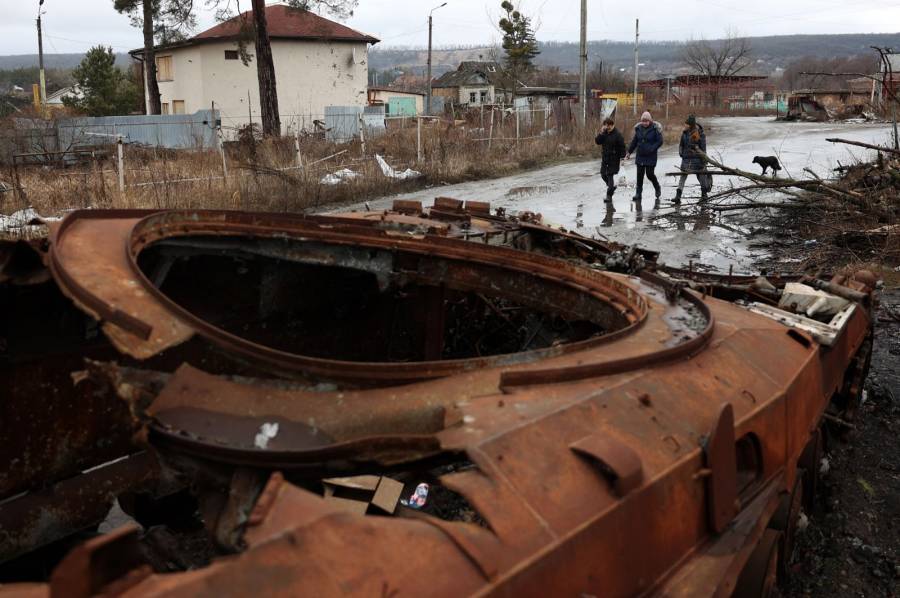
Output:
top-left (665, 75), bottom-right (672, 120)
top-left (36, 0), bottom-right (47, 116)
top-left (579, 0), bottom-right (587, 123)
top-left (426, 2), bottom-right (447, 116)
top-left (632, 18), bottom-right (639, 116)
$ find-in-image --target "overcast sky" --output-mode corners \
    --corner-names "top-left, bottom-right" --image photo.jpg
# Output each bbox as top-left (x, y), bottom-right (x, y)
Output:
top-left (1, 0), bottom-right (898, 55)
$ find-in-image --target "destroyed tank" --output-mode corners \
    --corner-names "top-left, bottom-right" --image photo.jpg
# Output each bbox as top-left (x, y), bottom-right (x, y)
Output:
top-left (0, 199), bottom-right (876, 597)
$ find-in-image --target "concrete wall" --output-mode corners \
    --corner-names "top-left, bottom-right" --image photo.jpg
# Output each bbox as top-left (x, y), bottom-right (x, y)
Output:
top-left (154, 39), bottom-right (370, 136)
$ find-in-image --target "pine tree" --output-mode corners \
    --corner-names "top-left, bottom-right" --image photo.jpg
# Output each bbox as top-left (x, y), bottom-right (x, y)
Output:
top-left (498, 1), bottom-right (540, 98)
top-left (62, 46), bottom-right (141, 116)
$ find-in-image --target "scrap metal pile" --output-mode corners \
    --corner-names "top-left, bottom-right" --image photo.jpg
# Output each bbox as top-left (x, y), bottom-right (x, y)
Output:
top-left (0, 198), bottom-right (878, 597)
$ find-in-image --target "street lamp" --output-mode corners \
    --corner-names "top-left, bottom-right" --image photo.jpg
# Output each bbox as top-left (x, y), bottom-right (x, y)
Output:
top-left (426, 2), bottom-right (448, 116)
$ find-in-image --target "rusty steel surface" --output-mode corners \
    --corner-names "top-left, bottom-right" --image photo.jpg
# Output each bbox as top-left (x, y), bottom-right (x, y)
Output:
top-left (0, 202), bottom-right (877, 597)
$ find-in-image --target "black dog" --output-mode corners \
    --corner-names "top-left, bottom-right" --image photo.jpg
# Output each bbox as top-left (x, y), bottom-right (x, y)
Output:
top-left (752, 156), bottom-right (782, 176)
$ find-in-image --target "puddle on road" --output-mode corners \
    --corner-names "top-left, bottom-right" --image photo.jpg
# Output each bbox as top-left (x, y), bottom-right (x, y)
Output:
top-left (505, 186), bottom-right (554, 198)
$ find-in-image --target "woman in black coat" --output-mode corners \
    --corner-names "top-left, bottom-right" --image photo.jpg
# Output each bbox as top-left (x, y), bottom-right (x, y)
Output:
top-left (595, 117), bottom-right (626, 202)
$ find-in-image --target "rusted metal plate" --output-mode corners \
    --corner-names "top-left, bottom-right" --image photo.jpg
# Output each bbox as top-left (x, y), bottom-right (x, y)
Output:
top-left (0, 280), bottom-right (138, 499)
top-left (47, 211), bottom-right (195, 358)
top-left (48, 209), bottom-right (665, 384)
top-left (705, 403), bottom-right (739, 533)
top-left (570, 435), bottom-right (644, 497)
top-left (0, 453), bottom-right (156, 563)
top-left (1, 203), bottom-right (876, 596)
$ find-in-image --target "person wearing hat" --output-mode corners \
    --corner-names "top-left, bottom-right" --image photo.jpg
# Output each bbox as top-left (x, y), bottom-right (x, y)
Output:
top-left (675, 114), bottom-right (712, 203)
top-left (595, 117), bottom-right (626, 203)
top-left (625, 111), bottom-right (663, 203)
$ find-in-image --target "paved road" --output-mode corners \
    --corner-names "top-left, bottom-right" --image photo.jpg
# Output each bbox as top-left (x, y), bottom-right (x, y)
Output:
top-left (334, 117), bottom-right (894, 273)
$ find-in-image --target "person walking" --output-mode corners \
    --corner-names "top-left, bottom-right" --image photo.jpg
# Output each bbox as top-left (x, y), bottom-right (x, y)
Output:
top-left (595, 117), bottom-right (626, 203)
top-left (625, 111), bottom-right (663, 203)
top-left (674, 114), bottom-right (712, 204)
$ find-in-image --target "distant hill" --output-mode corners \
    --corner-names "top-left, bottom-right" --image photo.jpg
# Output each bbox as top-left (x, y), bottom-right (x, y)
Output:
top-left (3, 31), bottom-right (898, 77)
top-left (370, 32), bottom-right (900, 77)
top-left (0, 53), bottom-right (131, 70)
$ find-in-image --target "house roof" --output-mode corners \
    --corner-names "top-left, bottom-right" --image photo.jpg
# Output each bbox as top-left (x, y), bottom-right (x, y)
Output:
top-left (368, 86), bottom-right (425, 96)
top-left (131, 4), bottom-right (378, 54)
top-left (433, 61), bottom-right (504, 88)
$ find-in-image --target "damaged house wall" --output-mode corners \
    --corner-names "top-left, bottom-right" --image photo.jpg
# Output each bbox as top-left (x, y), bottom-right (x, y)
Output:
top-left (141, 5), bottom-right (379, 136)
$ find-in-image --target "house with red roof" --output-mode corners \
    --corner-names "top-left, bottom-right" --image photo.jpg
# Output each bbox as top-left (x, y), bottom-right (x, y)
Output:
top-left (130, 4), bottom-right (378, 135)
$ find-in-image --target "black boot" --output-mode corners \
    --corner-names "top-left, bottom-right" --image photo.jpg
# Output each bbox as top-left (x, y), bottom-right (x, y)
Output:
top-left (673, 189), bottom-right (682, 204)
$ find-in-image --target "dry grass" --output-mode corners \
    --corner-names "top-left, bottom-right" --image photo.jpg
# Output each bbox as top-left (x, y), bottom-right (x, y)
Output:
top-left (1, 106), bottom-right (774, 217)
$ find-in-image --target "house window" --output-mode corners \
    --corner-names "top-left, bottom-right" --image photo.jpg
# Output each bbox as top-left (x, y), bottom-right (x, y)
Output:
top-left (469, 92), bottom-right (477, 104)
top-left (224, 50), bottom-right (239, 60)
top-left (480, 91), bottom-right (488, 103)
top-left (156, 55), bottom-right (173, 81)
top-left (161, 102), bottom-right (170, 114)
top-left (172, 100), bottom-right (185, 114)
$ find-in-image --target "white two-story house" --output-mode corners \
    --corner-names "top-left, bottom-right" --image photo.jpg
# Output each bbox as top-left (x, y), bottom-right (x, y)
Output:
top-left (131, 3), bottom-right (379, 134)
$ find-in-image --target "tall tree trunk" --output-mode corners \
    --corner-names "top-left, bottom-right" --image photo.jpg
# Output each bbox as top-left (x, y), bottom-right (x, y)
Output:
top-left (251, 0), bottom-right (281, 137)
top-left (143, 0), bottom-right (162, 115)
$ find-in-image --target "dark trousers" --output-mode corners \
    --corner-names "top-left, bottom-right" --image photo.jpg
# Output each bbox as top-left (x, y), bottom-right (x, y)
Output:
top-left (676, 172), bottom-right (713, 194)
top-left (601, 172), bottom-right (616, 199)
top-left (635, 165), bottom-right (661, 198)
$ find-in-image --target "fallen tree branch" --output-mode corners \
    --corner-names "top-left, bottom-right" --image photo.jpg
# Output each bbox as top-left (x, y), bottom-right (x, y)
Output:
top-left (709, 202), bottom-right (807, 212)
top-left (825, 138), bottom-right (900, 156)
top-left (698, 151), bottom-right (870, 209)
top-left (705, 181), bottom-right (809, 202)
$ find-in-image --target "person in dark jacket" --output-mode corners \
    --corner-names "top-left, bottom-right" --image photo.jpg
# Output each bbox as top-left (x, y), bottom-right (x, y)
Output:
top-left (626, 111), bottom-right (663, 202)
top-left (674, 114), bottom-right (712, 203)
top-left (595, 117), bottom-right (626, 202)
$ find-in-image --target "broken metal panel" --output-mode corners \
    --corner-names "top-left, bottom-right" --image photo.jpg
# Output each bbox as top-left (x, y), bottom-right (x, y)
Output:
top-left (744, 301), bottom-right (858, 346)
top-left (0, 453), bottom-right (156, 564)
top-left (0, 275), bottom-right (138, 500)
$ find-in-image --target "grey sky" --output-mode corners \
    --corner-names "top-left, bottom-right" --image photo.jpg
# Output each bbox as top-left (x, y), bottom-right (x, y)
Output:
top-left (1, 0), bottom-right (898, 55)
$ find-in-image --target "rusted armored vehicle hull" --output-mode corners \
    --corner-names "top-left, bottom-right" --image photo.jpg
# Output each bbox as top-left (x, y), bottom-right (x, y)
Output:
top-left (0, 201), bottom-right (875, 596)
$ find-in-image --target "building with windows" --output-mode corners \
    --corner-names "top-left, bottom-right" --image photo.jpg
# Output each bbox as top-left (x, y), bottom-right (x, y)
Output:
top-left (129, 3), bottom-right (378, 134)
top-left (366, 86), bottom-right (425, 116)
top-left (431, 61), bottom-right (505, 108)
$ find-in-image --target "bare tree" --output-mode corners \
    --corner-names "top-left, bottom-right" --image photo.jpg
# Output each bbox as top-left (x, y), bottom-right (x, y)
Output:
top-left (115, 0), bottom-right (196, 115)
top-left (680, 31), bottom-right (753, 78)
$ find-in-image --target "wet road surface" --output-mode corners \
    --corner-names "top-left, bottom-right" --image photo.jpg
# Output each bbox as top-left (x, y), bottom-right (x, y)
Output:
top-left (335, 117), bottom-right (895, 273)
